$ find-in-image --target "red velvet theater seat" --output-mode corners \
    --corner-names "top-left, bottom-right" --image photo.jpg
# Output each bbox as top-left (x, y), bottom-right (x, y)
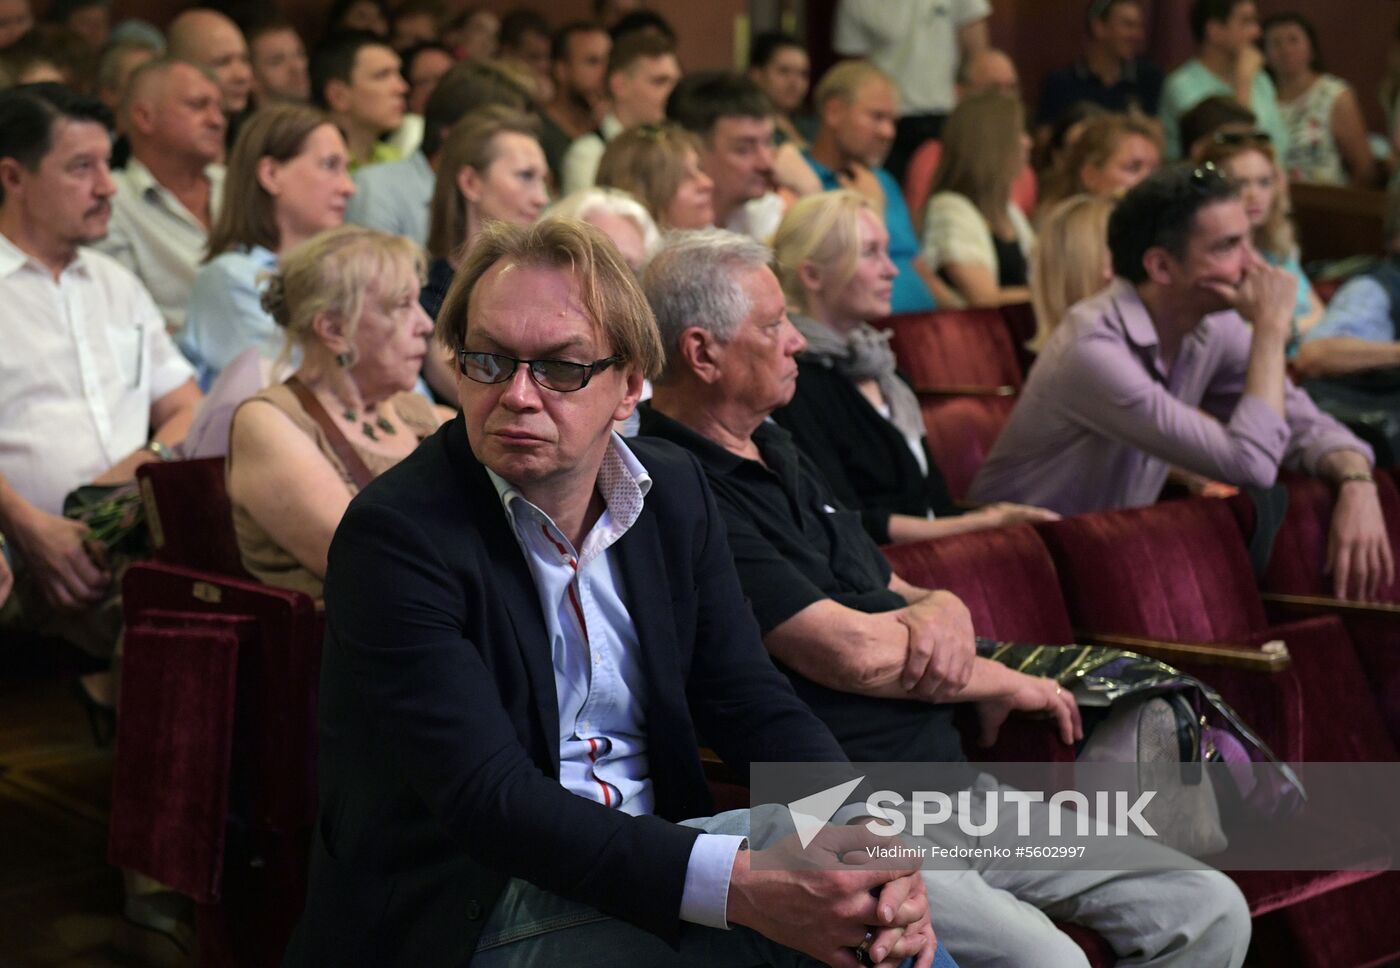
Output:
top-left (1035, 498), bottom-right (1400, 967)
top-left (919, 394), bottom-right (1016, 501)
top-left (137, 457), bottom-right (249, 577)
top-left (875, 308), bottom-right (1022, 393)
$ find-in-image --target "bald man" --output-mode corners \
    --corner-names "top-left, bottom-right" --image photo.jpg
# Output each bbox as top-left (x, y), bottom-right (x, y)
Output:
top-left (98, 58), bottom-right (226, 332)
top-left (956, 47), bottom-right (1020, 100)
top-left (167, 9), bottom-right (253, 117)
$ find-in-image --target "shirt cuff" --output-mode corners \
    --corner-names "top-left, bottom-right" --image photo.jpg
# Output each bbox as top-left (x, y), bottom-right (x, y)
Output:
top-left (678, 833), bottom-right (747, 930)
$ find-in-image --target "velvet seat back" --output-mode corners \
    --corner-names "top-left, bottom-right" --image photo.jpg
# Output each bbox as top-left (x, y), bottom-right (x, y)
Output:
top-left (1035, 498), bottom-right (1269, 642)
top-left (138, 457), bottom-right (249, 578)
top-left (918, 394), bottom-right (1016, 501)
top-left (875, 308), bottom-right (1022, 391)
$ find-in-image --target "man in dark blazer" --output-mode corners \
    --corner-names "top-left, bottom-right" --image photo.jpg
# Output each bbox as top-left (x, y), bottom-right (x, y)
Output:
top-left (284, 218), bottom-right (947, 968)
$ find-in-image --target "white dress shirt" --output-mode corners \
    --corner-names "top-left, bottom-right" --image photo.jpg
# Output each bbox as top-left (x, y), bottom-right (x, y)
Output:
top-left (835, 0), bottom-right (990, 116)
top-left (0, 232), bottom-right (195, 514)
top-left (98, 158), bottom-right (225, 334)
top-left (488, 434), bottom-right (745, 930)
top-left (561, 113), bottom-right (624, 195)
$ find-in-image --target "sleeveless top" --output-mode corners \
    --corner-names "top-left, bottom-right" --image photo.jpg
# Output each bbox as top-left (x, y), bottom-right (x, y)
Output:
top-left (1279, 74), bottom-right (1349, 185)
top-left (229, 383), bottom-right (441, 600)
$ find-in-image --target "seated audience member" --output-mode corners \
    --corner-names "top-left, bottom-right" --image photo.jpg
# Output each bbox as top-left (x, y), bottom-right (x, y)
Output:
top-left (545, 186), bottom-right (657, 271)
top-left (539, 20), bottom-right (610, 181)
top-left (608, 8), bottom-right (676, 45)
top-left (0, 84), bottom-right (199, 653)
top-left (1027, 193), bottom-right (1116, 352)
top-left (284, 215), bottom-right (950, 968)
top-left (1038, 112), bottom-right (1161, 212)
top-left (443, 6), bottom-right (498, 61)
top-left (920, 91), bottom-right (1035, 307)
top-left (956, 47), bottom-right (1020, 99)
top-left (1178, 94), bottom-right (1256, 161)
top-left (0, 31), bottom-right (67, 85)
top-left (1263, 13), bottom-right (1375, 186)
top-left (390, 0), bottom-right (440, 52)
top-left (421, 106), bottom-right (547, 319)
top-left (806, 60), bottom-right (943, 311)
top-left (1294, 193), bottom-right (1400, 380)
top-left (596, 123), bottom-right (714, 230)
top-left (1159, 0), bottom-right (1287, 160)
top-left (1036, 0), bottom-right (1163, 141)
top-left (99, 59), bottom-right (226, 334)
top-left (167, 9), bottom-right (253, 122)
top-left (45, 0), bottom-right (106, 53)
top-left (747, 30), bottom-right (815, 147)
top-left (93, 37), bottom-right (158, 167)
top-left (833, 0), bottom-right (990, 184)
top-left (403, 41), bottom-right (454, 116)
top-left (498, 8), bottom-right (551, 98)
top-left (181, 105), bottom-right (354, 386)
top-left (1200, 134), bottom-right (1323, 346)
top-left (638, 228), bottom-right (1250, 968)
top-left (771, 190), bottom-right (1057, 542)
top-left (347, 58), bottom-right (532, 248)
top-left (311, 30), bottom-right (407, 169)
top-left (0, 0), bottom-right (33, 50)
top-left (970, 166), bottom-right (1392, 598)
top-left (327, 0), bottom-right (389, 38)
top-left (227, 226), bottom-right (444, 600)
top-left (560, 30), bottom-right (678, 194)
top-left (248, 17), bottom-right (310, 106)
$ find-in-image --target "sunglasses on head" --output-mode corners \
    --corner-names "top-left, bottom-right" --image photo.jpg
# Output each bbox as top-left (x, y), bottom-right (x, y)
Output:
top-left (1212, 129), bottom-right (1273, 147)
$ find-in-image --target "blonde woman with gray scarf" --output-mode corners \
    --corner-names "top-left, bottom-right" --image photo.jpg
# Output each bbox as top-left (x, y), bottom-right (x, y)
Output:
top-left (771, 190), bottom-right (1058, 544)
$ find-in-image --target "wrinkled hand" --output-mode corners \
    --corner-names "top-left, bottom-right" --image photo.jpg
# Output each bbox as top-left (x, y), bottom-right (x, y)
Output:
top-left (728, 824), bottom-right (930, 968)
top-left (1202, 250), bottom-right (1295, 338)
top-left (976, 673), bottom-right (1083, 747)
top-left (10, 508), bottom-right (109, 609)
top-left (1328, 481), bottom-right (1395, 600)
top-left (981, 503), bottom-right (1060, 527)
top-left (773, 141), bottom-right (824, 197)
top-left (867, 872), bottom-right (938, 968)
top-left (1234, 44), bottom-right (1265, 82)
top-left (898, 590), bottom-right (975, 702)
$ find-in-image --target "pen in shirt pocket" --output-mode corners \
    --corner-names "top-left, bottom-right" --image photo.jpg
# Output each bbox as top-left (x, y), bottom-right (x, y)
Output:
top-left (132, 323), bottom-right (144, 388)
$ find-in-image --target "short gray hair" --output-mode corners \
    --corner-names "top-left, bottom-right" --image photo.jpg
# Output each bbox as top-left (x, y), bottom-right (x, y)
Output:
top-left (643, 228), bottom-right (773, 383)
top-left (546, 187), bottom-right (661, 262)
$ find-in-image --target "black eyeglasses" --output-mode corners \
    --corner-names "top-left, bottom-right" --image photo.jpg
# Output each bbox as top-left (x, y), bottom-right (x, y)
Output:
top-left (1213, 129), bottom-right (1273, 147)
top-left (457, 350), bottom-right (623, 392)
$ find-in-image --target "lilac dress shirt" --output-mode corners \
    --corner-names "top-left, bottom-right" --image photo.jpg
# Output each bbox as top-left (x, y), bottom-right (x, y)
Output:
top-left (969, 279), bottom-right (1371, 516)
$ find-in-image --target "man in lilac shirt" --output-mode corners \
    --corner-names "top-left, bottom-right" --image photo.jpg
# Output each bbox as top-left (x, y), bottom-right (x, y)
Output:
top-left (971, 164), bottom-right (1392, 599)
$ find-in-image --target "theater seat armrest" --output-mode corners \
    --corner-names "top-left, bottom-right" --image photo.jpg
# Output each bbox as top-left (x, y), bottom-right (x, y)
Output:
top-left (1262, 592), bottom-right (1400, 620)
top-left (916, 384), bottom-right (1017, 397)
top-left (1077, 631), bottom-right (1292, 673)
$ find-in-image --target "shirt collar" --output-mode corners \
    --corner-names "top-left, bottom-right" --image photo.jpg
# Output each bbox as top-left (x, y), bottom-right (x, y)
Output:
top-left (1107, 277), bottom-right (1161, 350)
top-left (638, 403), bottom-right (790, 476)
top-left (0, 230), bottom-right (89, 280)
top-left (123, 156), bottom-right (225, 198)
top-left (486, 432), bottom-right (653, 537)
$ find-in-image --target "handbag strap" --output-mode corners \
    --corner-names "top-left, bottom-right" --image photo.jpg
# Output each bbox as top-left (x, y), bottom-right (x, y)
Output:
top-left (283, 376), bottom-right (376, 491)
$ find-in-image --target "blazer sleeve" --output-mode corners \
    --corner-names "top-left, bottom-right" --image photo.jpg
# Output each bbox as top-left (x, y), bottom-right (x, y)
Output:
top-left (673, 451), bottom-right (850, 771)
top-left (323, 497), bottom-right (703, 944)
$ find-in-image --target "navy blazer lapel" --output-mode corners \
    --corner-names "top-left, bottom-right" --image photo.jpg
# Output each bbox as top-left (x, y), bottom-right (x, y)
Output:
top-left (446, 418), bottom-right (563, 774)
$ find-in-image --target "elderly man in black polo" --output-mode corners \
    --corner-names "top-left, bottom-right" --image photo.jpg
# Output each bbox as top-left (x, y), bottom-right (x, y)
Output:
top-left (638, 227), bottom-right (1251, 968)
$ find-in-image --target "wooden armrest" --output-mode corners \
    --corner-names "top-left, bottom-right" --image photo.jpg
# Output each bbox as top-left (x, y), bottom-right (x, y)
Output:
top-left (1077, 631), bottom-right (1292, 673)
top-left (700, 747), bottom-right (744, 786)
top-left (916, 384), bottom-right (1017, 397)
top-left (1262, 592), bottom-right (1400, 618)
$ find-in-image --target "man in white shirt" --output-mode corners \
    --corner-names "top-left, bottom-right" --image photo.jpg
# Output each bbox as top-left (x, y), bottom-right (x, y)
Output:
top-left (0, 84), bottom-right (199, 643)
top-left (834, 0), bottom-right (990, 182)
top-left (99, 58), bottom-right (226, 333)
top-left (560, 30), bottom-right (680, 194)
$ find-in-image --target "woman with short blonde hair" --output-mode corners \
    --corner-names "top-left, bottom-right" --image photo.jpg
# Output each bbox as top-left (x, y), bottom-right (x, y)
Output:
top-left (772, 190), bottom-right (1057, 543)
top-left (228, 225), bottom-right (447, 600)
top-left (1028, 194), bottom-right (1116, 353)
top-left (919, 92), bottom-right (1035, 307)
top-left (595, 122), bottom-right (715, 230)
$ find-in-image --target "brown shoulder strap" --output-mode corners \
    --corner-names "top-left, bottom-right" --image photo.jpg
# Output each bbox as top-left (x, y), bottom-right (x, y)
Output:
top-left (283, 376), bottom-right (376, 491)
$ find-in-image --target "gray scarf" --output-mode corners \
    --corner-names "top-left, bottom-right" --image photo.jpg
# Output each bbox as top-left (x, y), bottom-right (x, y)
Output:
top-left (790, 314), bottom-right (925, 444)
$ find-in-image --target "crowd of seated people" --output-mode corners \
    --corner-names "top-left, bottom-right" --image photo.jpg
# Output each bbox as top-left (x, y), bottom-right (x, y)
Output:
top-left (6, 0), bottom-right (1400, 963)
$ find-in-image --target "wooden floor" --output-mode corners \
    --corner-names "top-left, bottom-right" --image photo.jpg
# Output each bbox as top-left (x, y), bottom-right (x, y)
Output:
top-left (0, 641), bottom-right (136, 967)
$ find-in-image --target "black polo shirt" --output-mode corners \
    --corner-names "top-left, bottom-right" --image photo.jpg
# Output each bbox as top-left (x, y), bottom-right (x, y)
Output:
top-left (1035, 58), bottom-right (1164, 127)
top-left (638, 404), bottom-right (963, 763)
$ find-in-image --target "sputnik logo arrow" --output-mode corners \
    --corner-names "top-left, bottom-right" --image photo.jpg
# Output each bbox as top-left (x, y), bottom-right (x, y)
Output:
top-left (788, 775), bottom-right (865, 848)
